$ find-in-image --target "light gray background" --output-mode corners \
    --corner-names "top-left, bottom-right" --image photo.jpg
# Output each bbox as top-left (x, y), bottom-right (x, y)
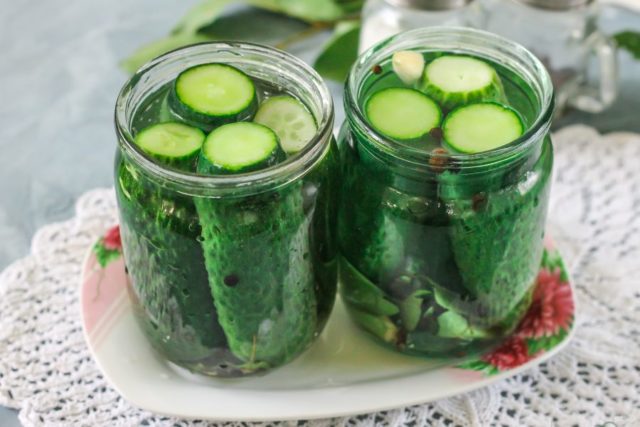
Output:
top-left (0, 0), bottom-right (638, 425)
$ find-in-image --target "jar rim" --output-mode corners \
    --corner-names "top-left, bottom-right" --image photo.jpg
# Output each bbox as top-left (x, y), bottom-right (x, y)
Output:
top-left (345, 27), bottom-right (555, 171)
top-left (115, 42), bottom-right (334, 197)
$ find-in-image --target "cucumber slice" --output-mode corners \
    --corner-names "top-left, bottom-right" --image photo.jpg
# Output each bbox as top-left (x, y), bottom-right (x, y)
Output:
top-left (169, 63), bottom-right (257, 130)
top-left (134, 122), bottom-right (205, 170)
top-left (198, 122), bottom-right (285, 174)
top-left (443, 102), bottom-right (524, 154)
top-left (365, 88), bottom-right (441, 140)
top-left (420, 55), bottom-right (506, 110)
top-left (254, 95), bottom-right (317, 155)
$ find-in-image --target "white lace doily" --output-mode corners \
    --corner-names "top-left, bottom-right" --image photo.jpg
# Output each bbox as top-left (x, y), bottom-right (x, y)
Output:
top-left (1, 125), bottom-right (639, 426)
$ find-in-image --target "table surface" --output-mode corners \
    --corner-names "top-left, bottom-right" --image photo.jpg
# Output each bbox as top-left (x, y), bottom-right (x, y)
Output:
top-left (1, 0), bottom-right (638, 425)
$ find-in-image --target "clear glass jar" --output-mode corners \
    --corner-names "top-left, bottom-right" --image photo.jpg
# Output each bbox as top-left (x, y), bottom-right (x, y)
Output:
top-left (359, 0), bottom-right (482, 53)
top-left (479, 0), bottom-right (617, 114)
top-left (339, 27), bottom-right (554, 360)
top-left (114, 43), bottom-right (339, 377)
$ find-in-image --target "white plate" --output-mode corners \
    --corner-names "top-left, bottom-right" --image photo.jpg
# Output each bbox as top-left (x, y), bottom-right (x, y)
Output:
top-left (81, 230), bottom-right (576, 421)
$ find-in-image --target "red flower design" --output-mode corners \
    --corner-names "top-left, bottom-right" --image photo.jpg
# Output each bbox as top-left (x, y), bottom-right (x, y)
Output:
top-left (483, 336), bottom-right (532, 371)
top-left (103, 225), bottom-right (122, 251)
top-left (517, 268), bottom-right (574, 339)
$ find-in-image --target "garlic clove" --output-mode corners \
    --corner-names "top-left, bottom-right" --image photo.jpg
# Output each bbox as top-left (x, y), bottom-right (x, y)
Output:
top-left (392, 50), bottom-right (425, 86)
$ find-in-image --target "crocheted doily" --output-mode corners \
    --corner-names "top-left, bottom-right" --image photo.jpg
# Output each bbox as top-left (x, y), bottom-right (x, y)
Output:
top-left (0, 125), bottom-right (639, 426)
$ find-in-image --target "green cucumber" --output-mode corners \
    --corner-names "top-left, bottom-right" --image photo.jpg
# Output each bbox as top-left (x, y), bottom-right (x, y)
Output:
top-left (443, 102), bottom-right (524, 154)
top-left (197, 122), bottom-right (285, 175)
top-left (365, 88), bottom-right (441, 140)
top-left (169, 63), bottom-right (257, 130)
top-left (420, 55), bottom-right (506, 110)
top-left (254, 95), bottom-right (317, 155)
top-left (134, 122), bottom-right (205, 170)
top-left (116, 159), bottom-right (227, 363)
top-left (195, 184), bottom-right (317, 367)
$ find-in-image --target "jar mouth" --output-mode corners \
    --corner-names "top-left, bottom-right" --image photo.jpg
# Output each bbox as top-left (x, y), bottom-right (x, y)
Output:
top-left (345, 27), bottom-right (555, 171)
top-left (115, 42), bottom-right (334, 197)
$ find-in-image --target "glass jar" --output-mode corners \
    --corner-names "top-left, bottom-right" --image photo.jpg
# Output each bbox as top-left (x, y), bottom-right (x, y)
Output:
top-left (479, 0), bottom-right (617, 114)
top-left (359, 0), bottom-right (482, 53)
top-left (339, 27), bottom-right (554, 359)
top-left (114, 43), bottom-right (338, 377)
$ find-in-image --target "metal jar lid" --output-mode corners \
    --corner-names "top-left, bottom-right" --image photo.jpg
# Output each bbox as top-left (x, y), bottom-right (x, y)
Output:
top-left (384, 0), bottom-right (474, 11)
top-left (515, 0), bottom-right (593, 10)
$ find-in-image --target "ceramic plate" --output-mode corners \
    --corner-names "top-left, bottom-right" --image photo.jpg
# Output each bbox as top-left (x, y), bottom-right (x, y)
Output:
top-left (80, 226), bottom-right (576, 421)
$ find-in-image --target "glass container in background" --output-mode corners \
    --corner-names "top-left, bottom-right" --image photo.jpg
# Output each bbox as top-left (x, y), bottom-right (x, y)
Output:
top-left (114, 43), bottom-right (339, 377)
top-left (359, 0), bottom-right (482, 52)
top-left (480, 0), bottom-right (618, 114)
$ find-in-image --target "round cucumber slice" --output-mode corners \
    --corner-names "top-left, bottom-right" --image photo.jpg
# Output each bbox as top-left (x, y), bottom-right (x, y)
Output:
top-left (442, 102), bottom-right (524, 154)
top-left (169, 63), bottom-right (257, 130)
top-left (198, 122), bottom-right (285, 174)
top-left (365, 88), bottom-right (441, 141)
top-left (134, 122), bottom-right (205, 169)
top-left (254, 95), bottom-right (317, 155)
top-left (420, 55), bottom-right (506, 110)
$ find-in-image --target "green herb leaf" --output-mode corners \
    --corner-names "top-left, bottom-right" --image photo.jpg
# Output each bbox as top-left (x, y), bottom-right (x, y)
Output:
top-left (313, 20), bottom-right (360, 82)
top-left (120, 33), bottom-right (214, 74)
top-left (399, 290), bottom-right (430, 331)
top-left (171, 0), bottom-right (234, 35)
top-left (614, 31), bottom-right (640, 60)
top-left (340, 257), bottom-right (400, 316)
top-left (437, 311), bottom-right (470, 338)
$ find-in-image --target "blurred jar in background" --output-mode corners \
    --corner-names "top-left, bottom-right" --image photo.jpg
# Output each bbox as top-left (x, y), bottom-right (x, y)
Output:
top-left (359, 0), bottom-right (481, 52)
top-left (480, 0), bottom-right (618, 114)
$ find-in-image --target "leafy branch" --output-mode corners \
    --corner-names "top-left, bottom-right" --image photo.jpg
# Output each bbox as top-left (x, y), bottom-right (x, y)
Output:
top-left (121, 0), bottom-right (364, 81)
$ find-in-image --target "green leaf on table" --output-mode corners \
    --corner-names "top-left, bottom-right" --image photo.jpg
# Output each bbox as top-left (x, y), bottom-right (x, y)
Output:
top-left (171, 0), bottom-right (234, 35)
top-left (248, 0), bottom-right (346, 22)
top-left (614, 31), bottom-right (640, 60)
top-left (313, 20), bottom-right (360, 82)
top-left (120, 33), bottom-right (214, 74)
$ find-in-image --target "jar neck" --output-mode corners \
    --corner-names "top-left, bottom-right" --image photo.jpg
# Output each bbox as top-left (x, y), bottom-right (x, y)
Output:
top-left (115, 42), bottom-right (334, 198)
top-left (344, 27), bottom-right (554, 176)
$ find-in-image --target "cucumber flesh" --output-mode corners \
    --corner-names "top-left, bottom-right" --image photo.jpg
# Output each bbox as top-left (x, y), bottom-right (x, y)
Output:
top-left (365, 88), bottom-right (441, 141)
top-left (170, 64), bottom-right (257, 130)
top-left (420, 55), bottom-right (506, 110)
top-left (443, 102), bottom-right (524, 154)
top-left (198, 122), bottom-right (284, 174)
top-left (254, 96), bottom-right (317, 155)
top-left (134, 122), bottom-right (205, 169)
